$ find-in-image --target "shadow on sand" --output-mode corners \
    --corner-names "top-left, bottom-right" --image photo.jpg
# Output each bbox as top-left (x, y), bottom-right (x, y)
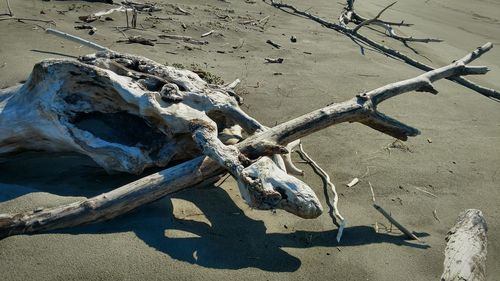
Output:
top-left (0, 152), bottom-right (429, 272)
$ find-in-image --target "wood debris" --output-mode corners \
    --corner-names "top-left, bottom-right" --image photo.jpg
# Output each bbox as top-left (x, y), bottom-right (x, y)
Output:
top-left (266, 39), bottom-right (281, 49)
top-left (117, 35), bottom-right (156, 46)
top-left (270, 0), bottom-right (500, 100)
top-left (264, 57), bottom-right (284, 63)
top-left (0, 32), bottom-right (496, 239)
top-left (159, 34), bottom-right (208, 45)
top-left (373, 204), bottom-right (420, 240)
top-left (201, 30), bottom-right (214, 37)
top-left (346, 177), bottom-right (359, 187)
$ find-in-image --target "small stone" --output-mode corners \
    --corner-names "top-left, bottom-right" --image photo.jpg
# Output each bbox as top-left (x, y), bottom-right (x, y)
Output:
top-left (290, 35), bottom-right (297, 43)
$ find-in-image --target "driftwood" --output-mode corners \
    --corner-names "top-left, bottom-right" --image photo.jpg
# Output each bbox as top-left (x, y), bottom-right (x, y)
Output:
top-left (297, 143), bottom-right (345, 242)
top-left (0, 47), bottom-right (322, 236)
top-left (159, 34), bottom-right (208, 45)
top-left (373, 204), bottom-right (419, 240)
top-left (441, 209), bottom-right (487, 281)
top-left (46, 28), bottom-right (109, 51)
top-left (117, 35), bottom-right (156, 46)
top-left (269, 0), bottom-right (500, 100)
top-left (0, 42), bottom-right (496, 239)
top-left (342, 0), bottom-right (442, 43)
top-left (369, 181), bottom-right (418, 240)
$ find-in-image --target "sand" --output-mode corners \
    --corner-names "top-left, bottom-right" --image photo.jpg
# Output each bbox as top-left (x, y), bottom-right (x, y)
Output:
top-left (0, 0), bottom-right (499, 280)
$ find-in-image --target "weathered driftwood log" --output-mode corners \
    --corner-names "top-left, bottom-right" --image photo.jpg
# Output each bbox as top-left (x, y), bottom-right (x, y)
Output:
top-left (269, 0), bottom-right (500, 100)
top-left (0, 50), bottom-right (322, 225)
top-left (0, 43), bottom-right (495, 239)
top-left (441, 209), bottom-right (487, 281)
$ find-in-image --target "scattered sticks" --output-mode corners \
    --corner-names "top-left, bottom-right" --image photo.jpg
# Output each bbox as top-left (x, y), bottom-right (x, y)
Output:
top-left (240, 15), bottom-right (270, 26)
top-left (0, 0), bottom-right (55, 25)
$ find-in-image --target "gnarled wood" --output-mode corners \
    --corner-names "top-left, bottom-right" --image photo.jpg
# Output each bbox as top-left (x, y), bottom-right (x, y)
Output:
top-left (0, 43), bottom-right (495, 239)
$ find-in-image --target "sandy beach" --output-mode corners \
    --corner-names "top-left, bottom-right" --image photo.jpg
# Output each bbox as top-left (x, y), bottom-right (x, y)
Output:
top-left (0, 0), bottom-right (499, 280)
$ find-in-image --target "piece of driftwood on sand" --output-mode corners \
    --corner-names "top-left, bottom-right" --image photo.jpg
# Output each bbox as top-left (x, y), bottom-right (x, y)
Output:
top-left (0, 41), bottom-right (496, 239)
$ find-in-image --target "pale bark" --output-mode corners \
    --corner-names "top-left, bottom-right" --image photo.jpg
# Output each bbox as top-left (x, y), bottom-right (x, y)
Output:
top-left (0, 43), bottom-right (495, 239)
top-left (441, 209), bottom-right (487, 281)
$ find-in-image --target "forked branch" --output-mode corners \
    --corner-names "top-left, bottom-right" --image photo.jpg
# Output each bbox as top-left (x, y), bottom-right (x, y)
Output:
top-left (0, 43), bottom-right (495, 239)
top-left (269, 0), bottom-right (500, 100)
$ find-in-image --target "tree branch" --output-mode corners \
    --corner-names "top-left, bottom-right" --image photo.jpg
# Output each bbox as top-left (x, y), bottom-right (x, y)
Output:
top-left (0, 44), bottom-right (495, 239)
top-left (269, 0), bottom-right (499, 100)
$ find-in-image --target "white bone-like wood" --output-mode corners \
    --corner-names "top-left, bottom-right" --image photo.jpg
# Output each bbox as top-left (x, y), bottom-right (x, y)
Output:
top-left (0, 43), bottom-right (495, 238)
top-left (441, 209), bottom-right (487, 281)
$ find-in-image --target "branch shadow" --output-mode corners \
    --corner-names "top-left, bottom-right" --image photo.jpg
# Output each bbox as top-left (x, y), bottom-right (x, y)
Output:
top-left (0, 152), bottom-right (152, 200)
top-left (1, 152), bottom-right (429, 272)
top-left (51, 186), bottom-right (428, 272)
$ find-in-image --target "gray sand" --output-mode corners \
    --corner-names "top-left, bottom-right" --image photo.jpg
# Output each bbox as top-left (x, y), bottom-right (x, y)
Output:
top-left (1, 0), bottom-right (499, 280)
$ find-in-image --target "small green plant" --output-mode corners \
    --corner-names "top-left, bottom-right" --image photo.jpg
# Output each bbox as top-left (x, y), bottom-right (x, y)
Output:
top-left (166, 62), bottom-right (224, 85)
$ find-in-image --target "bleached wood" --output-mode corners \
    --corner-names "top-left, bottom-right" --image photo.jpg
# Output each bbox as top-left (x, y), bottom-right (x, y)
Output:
top-left (441, 209), bottom-right (487, 281)
top-left (0, 44), bottom-right (496, 238)
top-left (297, 143), bottom-right (345, 242)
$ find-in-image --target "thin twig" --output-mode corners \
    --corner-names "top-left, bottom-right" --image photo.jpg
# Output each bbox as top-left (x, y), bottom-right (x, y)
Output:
top-left (373, 204), bottom-right (420, 240)
top-left (201, 30), bottom-right (214, 37)
top-left (0, 17), bottom-right (55, 25)
top-left (368, 181), bottom-right (376, 203)
top-left (297, 143), bottom-right (346, 242)
top-left (412, 185), bottom-right (438, 198)
top-left (432, 209), bottom-right (440, 222)
top-left (46, 28), bottom-right (109, 51)
top-left (269, 0), bottom-right (500, 100)
top-left (216, 173), bottom-right (231, 187)
top-left (5, 0), bottom-right (12, 17)
top-left (125, 8), bottom-right (129, 28)
top-left (352, 1), bottom-right (396, 33)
